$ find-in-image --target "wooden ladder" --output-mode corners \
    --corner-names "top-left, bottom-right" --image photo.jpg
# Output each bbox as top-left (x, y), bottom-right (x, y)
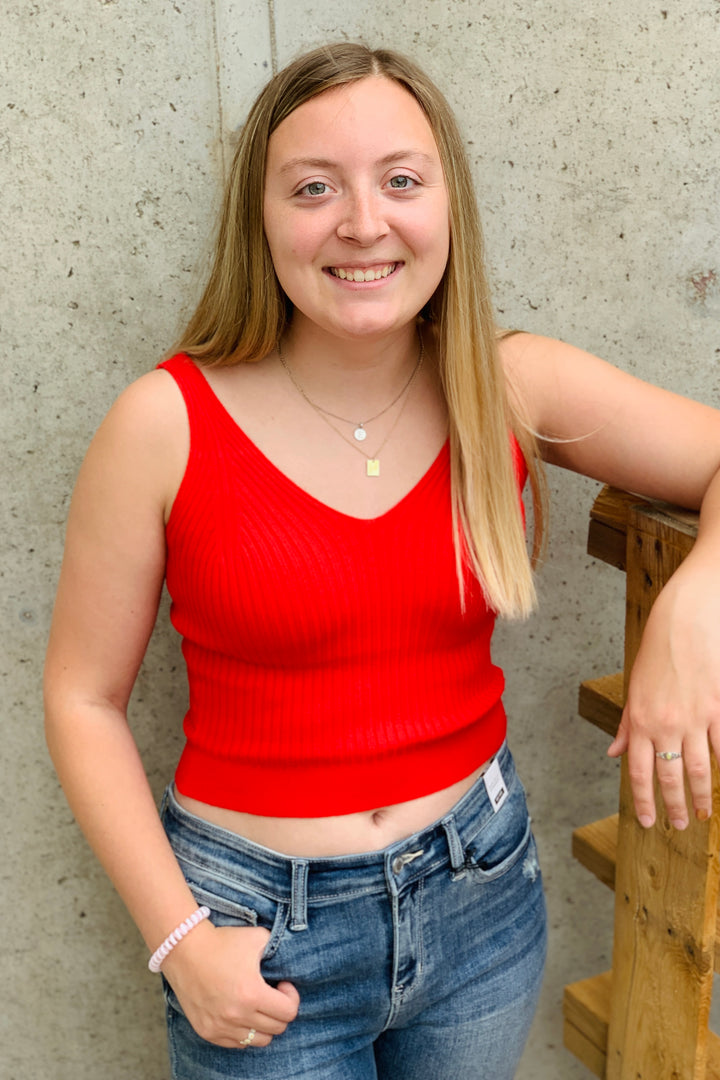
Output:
top-left (563, 487), bottom-right (720, 1079)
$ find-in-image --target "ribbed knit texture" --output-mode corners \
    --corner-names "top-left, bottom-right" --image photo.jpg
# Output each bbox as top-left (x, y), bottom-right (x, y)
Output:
top-left (160, 354), bottom-right (524, 816)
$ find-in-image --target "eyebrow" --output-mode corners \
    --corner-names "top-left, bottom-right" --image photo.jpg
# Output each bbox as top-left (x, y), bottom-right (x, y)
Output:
top-left (277, 149), bottom-right (438, 175)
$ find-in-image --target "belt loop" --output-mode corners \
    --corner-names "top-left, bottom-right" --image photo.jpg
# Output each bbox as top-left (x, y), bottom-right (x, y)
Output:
top-left (290, 860), bottom-right (309, 931)
top-left (441, 816), bottom-right (465, 872)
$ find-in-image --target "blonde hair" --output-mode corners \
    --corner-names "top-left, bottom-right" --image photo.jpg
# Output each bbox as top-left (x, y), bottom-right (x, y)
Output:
top-left (173, 43), bottom-right (546, 618)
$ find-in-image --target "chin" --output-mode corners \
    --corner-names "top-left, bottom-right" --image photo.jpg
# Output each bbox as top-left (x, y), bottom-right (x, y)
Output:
top-left (327, 308), bottom-right (414, 341)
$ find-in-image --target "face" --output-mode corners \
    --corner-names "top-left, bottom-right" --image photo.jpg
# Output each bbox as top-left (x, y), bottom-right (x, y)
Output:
top-left (263, 77), bottom-right (450, 346)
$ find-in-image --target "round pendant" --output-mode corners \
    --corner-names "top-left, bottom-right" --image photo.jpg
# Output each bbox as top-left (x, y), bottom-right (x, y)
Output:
top-left (354, 426), bottom-right (367, 442)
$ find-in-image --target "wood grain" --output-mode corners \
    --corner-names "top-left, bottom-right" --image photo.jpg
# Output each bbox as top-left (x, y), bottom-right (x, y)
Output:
top-left (607, 506), bottom-right (719, 1080)
top-left (563, 972), bottom-right (612, 1079)
top-left (578, 673), bottom-right (625, 737)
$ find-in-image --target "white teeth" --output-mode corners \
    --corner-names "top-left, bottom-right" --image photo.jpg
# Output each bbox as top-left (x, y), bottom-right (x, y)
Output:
top-left (330, 264), bottom-right (396, 282)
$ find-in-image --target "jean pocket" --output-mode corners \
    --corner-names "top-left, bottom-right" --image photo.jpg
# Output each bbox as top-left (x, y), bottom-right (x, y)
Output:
top-left (178, 868), bottom-right (290, 963)
top-left (459, 786), bottom-right (536, 884)
top-left (160, 876), bottom-right (289, 1025)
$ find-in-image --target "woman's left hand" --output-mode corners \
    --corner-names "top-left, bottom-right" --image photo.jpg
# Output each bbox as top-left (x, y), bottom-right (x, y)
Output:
top-left (608, 561), bottom-right (720, 829)
top-left (500, 332), bottom-right (720, 827)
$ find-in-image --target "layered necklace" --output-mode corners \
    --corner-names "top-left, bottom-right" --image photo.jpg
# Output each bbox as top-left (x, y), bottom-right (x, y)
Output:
top-left (277, 335), bottom-right (424, 477)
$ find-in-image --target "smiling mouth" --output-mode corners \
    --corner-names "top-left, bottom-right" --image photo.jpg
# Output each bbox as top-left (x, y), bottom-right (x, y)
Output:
top-left (327, 263), bottom-right (398, 282)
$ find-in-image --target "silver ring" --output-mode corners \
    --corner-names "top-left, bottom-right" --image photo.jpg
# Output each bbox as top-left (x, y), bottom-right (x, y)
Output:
top-left (656, 750), bottom-right (682, 761)
top-left (239, 1027), bottom-right (256, 1049)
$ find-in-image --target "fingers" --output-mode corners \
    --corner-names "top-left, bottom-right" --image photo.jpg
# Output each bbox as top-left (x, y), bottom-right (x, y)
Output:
top-left (219, 977), bottom-right (300, 1042)
top-left (626, 733), bottom-right (658, 828)
top-left (242, 984), bottom-right (300, 1046)
top-left (169, 922), bottom-right (301, 1050)
top-left (277, 981), bottom-right (301, 1013)
top-left (679, 734), bottom-right (713, 824)
top-left (624, 726), bottom-right (714, 831)
top-left (211, 1026), bottom-right (272, 1051)
top-left (607, 716), bottom-right (629, 759)
top-left (254, 978), bottom-right (300, 1023)
top-left (653, 748), bottom-right (690, 830)
top-left (189, 981), bottom-right (299, 1049)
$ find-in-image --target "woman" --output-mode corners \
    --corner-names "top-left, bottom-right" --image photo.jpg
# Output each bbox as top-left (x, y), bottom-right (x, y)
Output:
top-left (44, 43), bottom-right (720, 1080)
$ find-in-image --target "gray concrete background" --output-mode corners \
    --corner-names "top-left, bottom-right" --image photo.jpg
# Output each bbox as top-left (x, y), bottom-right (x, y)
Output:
top-left (2, 1), bottom-right (719, 1077)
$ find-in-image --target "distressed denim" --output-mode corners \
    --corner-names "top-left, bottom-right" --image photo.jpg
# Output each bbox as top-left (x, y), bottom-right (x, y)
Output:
top-left (160, 741), bottom-right (547, 1079)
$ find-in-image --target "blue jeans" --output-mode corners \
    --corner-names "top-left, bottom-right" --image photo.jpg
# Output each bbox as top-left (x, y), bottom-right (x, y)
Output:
top-left (160, 742), bottom-right (547, 1079)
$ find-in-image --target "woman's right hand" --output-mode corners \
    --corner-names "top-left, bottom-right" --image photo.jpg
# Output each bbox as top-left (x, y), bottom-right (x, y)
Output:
top-left (43, 373), bottom-right (300, 1052)
top-left (161, 920), bottom-right (300, 1049)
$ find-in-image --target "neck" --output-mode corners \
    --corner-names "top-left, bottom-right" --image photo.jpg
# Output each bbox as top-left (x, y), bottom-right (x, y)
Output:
top-left (279, 321), bottom-right (423, 407)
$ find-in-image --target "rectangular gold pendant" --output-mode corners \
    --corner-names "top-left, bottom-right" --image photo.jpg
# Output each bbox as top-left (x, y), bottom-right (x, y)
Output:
top-left (366, 459), bottom-right (380, 477)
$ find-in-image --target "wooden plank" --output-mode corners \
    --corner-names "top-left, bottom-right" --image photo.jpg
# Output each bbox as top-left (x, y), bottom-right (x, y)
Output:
top-left (572, 815), bottom-right (618, 890)
top-left (572, 814), bottom-right (720, 974)
top-left (607, 507), bottom-right (719, 1080)
top-left (578, 673), bottom-right (625, 736)
top-left (587, 487), bottom-right (651, 569)
top-left (707, 1033), bottom-right (720, 1080)
top-left (587, 486), bottom-right (698, 569)
top-left (628, 500), bottom-right (699, 539)
top-left (565, 489), bottom-right (705, 1078)
top-left (587, 517), bottom-right (628, 571)
top-left (563, 972), bottom-right (611, 1078)
top-left (589, 486), bottom-right (699, 540)
top-left (589, 487), bottom-right (647, 533)
top-left (564, 1022), bottom-right (606, 1078)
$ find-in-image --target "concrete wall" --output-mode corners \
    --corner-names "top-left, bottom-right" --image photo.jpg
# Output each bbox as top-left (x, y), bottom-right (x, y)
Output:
top-left (2, 1), bottom-right (718, 1076)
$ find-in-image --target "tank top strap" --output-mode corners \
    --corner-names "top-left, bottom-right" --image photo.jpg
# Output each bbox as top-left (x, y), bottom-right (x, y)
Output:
top-left (158, 353), bottom-right (220, 423)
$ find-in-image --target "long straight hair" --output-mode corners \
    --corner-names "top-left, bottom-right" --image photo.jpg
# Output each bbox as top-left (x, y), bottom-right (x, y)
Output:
top-left (173, 43), bottom-right (546, 618)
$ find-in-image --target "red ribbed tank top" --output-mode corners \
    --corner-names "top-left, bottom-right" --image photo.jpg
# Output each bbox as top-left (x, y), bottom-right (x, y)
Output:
top-left (160, 353), bottom-right (523, 816)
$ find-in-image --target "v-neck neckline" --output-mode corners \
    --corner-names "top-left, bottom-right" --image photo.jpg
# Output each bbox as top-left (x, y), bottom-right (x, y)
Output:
top-left (181, 355), bottom-right (450, 525)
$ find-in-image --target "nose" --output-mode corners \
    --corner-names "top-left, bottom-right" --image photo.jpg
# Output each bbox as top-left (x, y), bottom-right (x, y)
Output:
top-left (337, 189), bottom-right (388, 246)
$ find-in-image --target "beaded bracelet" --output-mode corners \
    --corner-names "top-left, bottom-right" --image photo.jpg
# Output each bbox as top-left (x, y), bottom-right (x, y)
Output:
top-left (148, 906), bottom-right (211, 973)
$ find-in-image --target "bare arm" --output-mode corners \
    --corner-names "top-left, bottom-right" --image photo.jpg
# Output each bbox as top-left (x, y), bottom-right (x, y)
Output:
top-left (501, 332), bottom-right (720, 507)
top-left (44, 371), bottom-right (298, 1047)
top-left (501, 333), bottom-right (720, 828)
top-left (609, 467), bottom-right (720, 827)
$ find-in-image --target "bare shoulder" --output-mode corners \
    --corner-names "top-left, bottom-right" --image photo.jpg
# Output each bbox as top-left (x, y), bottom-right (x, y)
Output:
top-left (497, 331), bottom-right (659, 435)
top-left (66, 368), bottom-right (185, 534)
top-left (47, 366), bottom-right (190, 704)
top-left (498, 331), bottom-right (720, 506)
top-left (100, 367), bottom-right (187, 446)
top-left (496, 331), bottom-right (563, 429)
top-left (497, 330), bottom-right (574, 382)
top-left (81, 368), bottom-right (188, 513)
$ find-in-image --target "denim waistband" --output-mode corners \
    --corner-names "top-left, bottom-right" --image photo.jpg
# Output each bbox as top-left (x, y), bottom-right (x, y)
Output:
top-left (163, 741), bottom-right (518, 924)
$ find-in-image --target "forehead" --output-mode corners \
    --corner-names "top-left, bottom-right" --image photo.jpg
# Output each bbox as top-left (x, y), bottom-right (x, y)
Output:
top-left (266, 77), bottom-right (440, 169)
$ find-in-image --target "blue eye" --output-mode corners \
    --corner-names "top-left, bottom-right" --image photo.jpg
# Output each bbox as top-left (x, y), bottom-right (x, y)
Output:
top-left (302, 181), bottom-right (328, 196)
top-left (389, 175), bottom-right (415, 189)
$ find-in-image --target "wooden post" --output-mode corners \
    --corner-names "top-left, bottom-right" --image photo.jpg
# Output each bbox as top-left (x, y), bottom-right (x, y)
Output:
top-left (606, 505), bottom-right (720, 1079)
top-left (563, 489), bottom-right (720, 1079)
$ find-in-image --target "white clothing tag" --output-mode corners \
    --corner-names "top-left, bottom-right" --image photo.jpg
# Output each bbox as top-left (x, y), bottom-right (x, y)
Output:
top-left (484, 757), bottom-right (508, 813)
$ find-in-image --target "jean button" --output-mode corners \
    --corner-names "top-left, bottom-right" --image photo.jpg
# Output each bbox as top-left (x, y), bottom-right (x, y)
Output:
top-left (391, 849), bottom-right (423, 874)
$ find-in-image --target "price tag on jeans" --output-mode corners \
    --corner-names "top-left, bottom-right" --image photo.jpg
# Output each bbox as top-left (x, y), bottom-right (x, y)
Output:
top-left (484, 757), bottom-right (508, 813)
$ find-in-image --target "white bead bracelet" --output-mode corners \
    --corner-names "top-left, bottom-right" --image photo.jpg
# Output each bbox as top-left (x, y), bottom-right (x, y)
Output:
top-left (148, 906), bottom-right (211, 973)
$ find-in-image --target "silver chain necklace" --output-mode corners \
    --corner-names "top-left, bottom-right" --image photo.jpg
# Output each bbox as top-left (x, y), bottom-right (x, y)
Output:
top-left (277, 336), bottom-right (424, 477)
